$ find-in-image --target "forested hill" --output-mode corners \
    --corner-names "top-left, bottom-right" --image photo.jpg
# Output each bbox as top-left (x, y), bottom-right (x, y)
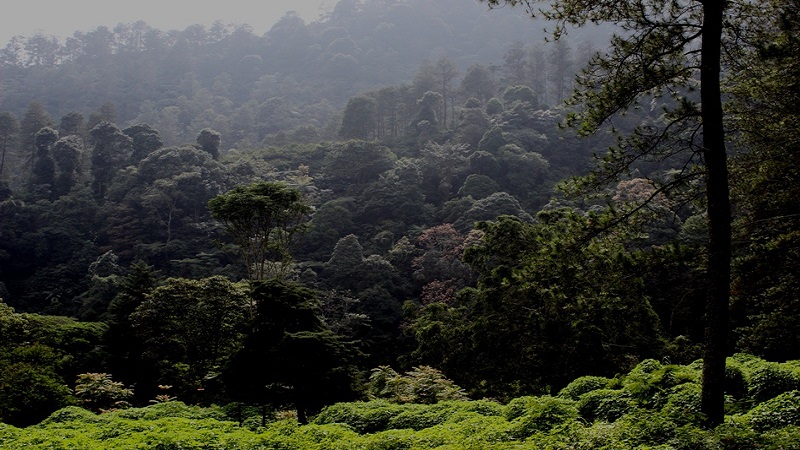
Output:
top-left (0, 0), bottom-right (608, 149)
top-left (1, 0), bottom-right (799, 436)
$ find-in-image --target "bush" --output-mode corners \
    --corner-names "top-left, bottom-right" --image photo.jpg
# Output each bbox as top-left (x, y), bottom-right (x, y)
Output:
top-left (111, 401), bottom-right (226, 421)
top-left (39, 406), bottom-right (99, 425)
top-left (746, 362), bottom-right (800, 403)
top-left (504, 396), bottom-right (578, 439)
top-left (622, 361), bottom-right (699, 409)
top-left (577, 389), bottom-right (634, 423)
top-left (386, 400), bottom-right (503, 431)
top-left (661, 383), bottom-right (703, 425)
top-left (558, 375), bottom-right (612, 400)
top-left (748, 390), bottom-right (800, 431)
top-left (314, 400), bottom-right (406, 433)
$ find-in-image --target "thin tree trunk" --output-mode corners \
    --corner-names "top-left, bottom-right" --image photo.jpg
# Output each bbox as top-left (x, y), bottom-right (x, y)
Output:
top-left (699, 0), bottom-right (731, 427)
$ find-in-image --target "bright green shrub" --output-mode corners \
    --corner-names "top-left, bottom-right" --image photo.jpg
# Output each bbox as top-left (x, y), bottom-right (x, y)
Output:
top-left (748, 390), bottom-right (800, 431)
top-left (385, 400), bottom-right (502, 431)
top-left (669, 424), bottom-right (716, 450)
top-left (661, 383), bottom-right (703, 425)
top-left (110, 401), bottom-right (226, 421)
top-left (558, 375), bottom-right (612, 400)
top-left (39, 406), bottom-right (100, 425)
top-left (725, 360), bottom-right (748, 399)
top-left (622, 361), bottom-right (699, 409)
top-left (746, 362), bottom-right (800, 403)
top-left (714, 418), bottom-right (765, 450)
top-left (577, 389), bottom-right (634, 422)
top-left (762, 425), bottom-right (800, 450)
top-left (313, 400), bottom-right (406, 433)
top-left (607, 410), bottom-right (677, 448)
top-left (504, 396), bottom-right (578, 439)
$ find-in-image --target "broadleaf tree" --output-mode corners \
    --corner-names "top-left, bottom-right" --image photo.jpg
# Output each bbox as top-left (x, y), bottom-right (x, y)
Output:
top-left (208, 182), bottom-right (311, 281)
top-left (480, 0), bottom-right (745, 425)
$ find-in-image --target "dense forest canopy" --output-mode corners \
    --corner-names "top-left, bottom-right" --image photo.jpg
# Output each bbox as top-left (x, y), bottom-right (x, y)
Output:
top-left (0, 0), bottom-right (798, 440)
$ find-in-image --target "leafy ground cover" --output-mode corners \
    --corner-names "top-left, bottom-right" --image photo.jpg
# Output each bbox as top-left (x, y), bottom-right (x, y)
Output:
top-left (2, 354), bottom-right (800, 449)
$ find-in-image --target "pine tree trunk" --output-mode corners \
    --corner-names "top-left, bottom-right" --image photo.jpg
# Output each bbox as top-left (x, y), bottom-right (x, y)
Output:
top-left (699, 0), bottom-right (731, 427)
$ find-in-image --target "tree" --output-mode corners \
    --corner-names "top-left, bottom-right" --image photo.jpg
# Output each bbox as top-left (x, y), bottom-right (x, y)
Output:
top-left (89, 122), bottom-right (132, 200)
top-left (434, 55), bottom-right (459, 129)
top-left (208, 182), bottom-right (311, 281)
top-left (122, 123), bottom-right (163, 163)
top-left (225, 280), bottom-right (361, 424)
top-left (58, 112), bottom-right (85, 137)
top-left (74, 372), bottom-right (133, 412)
top-left (51, 136), bottom-right (83, 198)
top-left (0, 112), bottom-right (19, 181)
top-left (482, 0), bottom-right (733, 424)
top-left (411, 212), bottom-right (664, 400)
top-left (19, 103), bottom-right (53, 181)
top-left (130, 276), bottom-right (249, 401)
top-left (339, 96), bottom-right (378, 140)
top-left (728, 0), bottom-right (800, 362)
top-left (195, 128), bottom-right (221, 160)
top-left (460, 64), bottom-right (496, 103)
top-left (30, 127), bottom-right (58, 197)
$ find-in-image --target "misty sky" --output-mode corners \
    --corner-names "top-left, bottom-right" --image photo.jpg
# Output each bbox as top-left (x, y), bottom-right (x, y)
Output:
top-left (0, 0), bottom-right (333, 45)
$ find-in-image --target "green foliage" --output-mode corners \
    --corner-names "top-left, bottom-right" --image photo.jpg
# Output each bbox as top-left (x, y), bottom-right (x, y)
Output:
top-left (208, 181), bottom-right (311, 280)
top-left (74, 373), bottom-right (133, 412)
top-left (314, 400), bottom-right (406, 433)
top-left (576, 389), bottom-right (633, 423)
top-left (503, 396), bottom-right (578, 439)
top-left (748, 391), bottom-right (800, 432)
top-left (745, 361), bottom-right (800, 403)
top-left (557, 375), bottom-right (612, 400)
top-left (4, 357), bottom-right (800, 448)
top-left (367, 365), bottom-right (468, 404)
top-left (130, 276), bottom-right (249, 401)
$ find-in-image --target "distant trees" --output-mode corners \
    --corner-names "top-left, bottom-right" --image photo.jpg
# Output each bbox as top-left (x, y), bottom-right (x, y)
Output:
top-left (0, 112), bottom-right (19, 181)
top-left (339, 96), bottom-right (378, 140)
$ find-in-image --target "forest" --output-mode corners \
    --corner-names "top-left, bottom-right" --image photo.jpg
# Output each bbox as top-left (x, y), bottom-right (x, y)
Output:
top-left (1, 0), bottom-right (799, 447)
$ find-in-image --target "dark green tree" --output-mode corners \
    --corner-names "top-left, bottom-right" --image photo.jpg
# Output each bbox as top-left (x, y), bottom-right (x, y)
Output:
top-left (122, 123), bottom-right (163, 164)
top-left (482, 0), bottom-right (734, 423)
top-left (728, 0), bottom-right (800, 362)
top-left (30, 127), bottom-right (58, 197)
top-left (208, 182), bottom-right (311, 281)
top-left (130, 276), bottom-right (249, 401)
top-left (196, 128), bottom-right (221, 160)
top-left (412, 211), bottom-right (664, 399)
top-left (51, 136), bottom-right (83, 198)
top-left (0, 112), bottom-right (19, 181)
top-left (89, 122), bottom-right (132, 200)
top-left (225, 280), bottom-right (361, 424)
top-left (339, 96), bottom-right (378, 140)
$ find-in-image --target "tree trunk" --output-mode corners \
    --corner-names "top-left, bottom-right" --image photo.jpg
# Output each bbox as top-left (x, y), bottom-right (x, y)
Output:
top-left (699, 0), bottom-right (731, 427)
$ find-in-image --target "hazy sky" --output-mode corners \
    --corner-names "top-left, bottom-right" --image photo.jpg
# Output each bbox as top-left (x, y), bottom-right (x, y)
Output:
top-left (0, 0), bottom-right (333, 45)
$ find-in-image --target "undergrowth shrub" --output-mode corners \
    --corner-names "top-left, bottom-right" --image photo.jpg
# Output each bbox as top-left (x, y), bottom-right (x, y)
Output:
top-left (577, 389), bottom-right (634, 423)
top-left (746, 362), bottom-right (800, 403)
top-left (313, 400), bottom-right (406, 433)
top-left (504, 395), bottom-right (578, 439)
top-left (110, 401), bottom-right (225, 421)
top-left (558, 375), bottom-right (612, 400)
top-left (622, 361), bottom-right (699, 409)
top-left (39, 406), bottom-right (100, 425)
top-left (386, 400), bottom-right (503, 430)
top-left (661, 383), bottom-right (703, 425)
top-left (748, 390), bottom-right (800, 431)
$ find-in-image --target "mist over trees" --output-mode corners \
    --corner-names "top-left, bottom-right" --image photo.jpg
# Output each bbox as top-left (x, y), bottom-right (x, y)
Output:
top-left (0, 0), bottom-right (798, 442)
